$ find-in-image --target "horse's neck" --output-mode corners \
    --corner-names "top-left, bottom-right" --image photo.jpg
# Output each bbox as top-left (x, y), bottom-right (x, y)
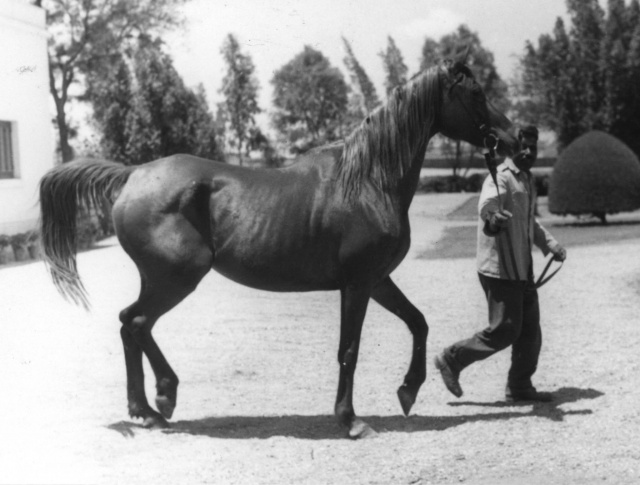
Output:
top-left (394, 128), bottom-right (434, 212)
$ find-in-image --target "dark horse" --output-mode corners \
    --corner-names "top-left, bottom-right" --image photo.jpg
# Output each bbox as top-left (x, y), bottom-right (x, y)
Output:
top-left (39, 54), bottom-right (517, 438)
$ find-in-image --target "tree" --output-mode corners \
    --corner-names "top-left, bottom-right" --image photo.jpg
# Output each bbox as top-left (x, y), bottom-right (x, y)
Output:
top-left (379, 36), bottom-right (408, 97)
top-left (625, 5), bottom-right (640, 156)
top-left (86, 36), bottom-right (222, 165)
top-left (418, 25), bottom-right (509, 175)
top-left (515, 0), bottom-right (640, 156)
top-left (566, 0), bottom-right (605, 130)
top-left (44, 0), bottom-right (186, 162)
top-left (548, 131), bottom-right (640, 223)
top-left (419, 38), bottom-right (440, 71)
top-left (271, 46), bottom-right (349, 153)
top-left (342, 37), bottom-right (380, 114)
top-left (87, 54), bottom-right (132, 163)
top-left (218, 34), bottom-right (261, 166)
top-left (514, 18), bottom-right (581, 147)
top-left (601, 0), bottom-right (640, 157)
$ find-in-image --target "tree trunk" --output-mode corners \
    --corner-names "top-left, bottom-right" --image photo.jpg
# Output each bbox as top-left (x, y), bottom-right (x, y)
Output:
top-left (55, 105), bottom-right (74, 163)
top-left (237, 147), bottom-right (243, 166)
top-left (452, 140), bottom-right (462, 177)
top-left (594, 211), bottom-right (607, 224)
top-left (49, 62), bottom-right (75, 163)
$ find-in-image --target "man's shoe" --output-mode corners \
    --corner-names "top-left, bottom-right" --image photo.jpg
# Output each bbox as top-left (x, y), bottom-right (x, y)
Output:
top-left (505, 387), bottom-right (553, 403)
top-left (434, 353), bottom-right (463, 398)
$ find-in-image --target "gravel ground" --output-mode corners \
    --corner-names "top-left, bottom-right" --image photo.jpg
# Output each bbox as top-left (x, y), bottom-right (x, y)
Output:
top-left (1, 192), bottom-right (639, 485)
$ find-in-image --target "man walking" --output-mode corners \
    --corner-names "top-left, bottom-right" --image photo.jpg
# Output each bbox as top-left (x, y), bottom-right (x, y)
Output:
top-left (435, 125), bottom-right (566, 402)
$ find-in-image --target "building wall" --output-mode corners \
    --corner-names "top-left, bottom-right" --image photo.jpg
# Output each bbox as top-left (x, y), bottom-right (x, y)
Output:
top-left (0, 0), bottom-right (54, 235)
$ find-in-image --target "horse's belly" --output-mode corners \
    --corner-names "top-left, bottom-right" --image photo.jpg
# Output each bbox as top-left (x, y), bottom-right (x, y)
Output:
top-left (211, 258), bottom-right (340, 292)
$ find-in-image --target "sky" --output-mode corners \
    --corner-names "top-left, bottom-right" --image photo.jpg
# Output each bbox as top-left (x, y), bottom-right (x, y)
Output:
top-left (165, 0), bottom-right (570, 126)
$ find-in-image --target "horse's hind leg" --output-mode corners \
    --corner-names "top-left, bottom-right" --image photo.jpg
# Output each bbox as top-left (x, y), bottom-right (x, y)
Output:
top-left (372, 276), bottom-right (428, 416)
top-left (119, 300), bottom-right (157, 427)
top-left (119, 260), bottom-right (210, 428)
top-left (118, 219), bottom-right (212, 428)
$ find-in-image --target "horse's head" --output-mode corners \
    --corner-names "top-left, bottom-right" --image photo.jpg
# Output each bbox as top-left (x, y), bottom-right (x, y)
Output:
top-left (437, 51), bottom-right (518, 157)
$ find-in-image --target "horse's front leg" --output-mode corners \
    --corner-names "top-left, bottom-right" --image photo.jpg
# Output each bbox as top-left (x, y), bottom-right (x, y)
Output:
top-left (335, 284), bottom-right (376, 439)
top-left (372, 276), bottom-right (428, 415)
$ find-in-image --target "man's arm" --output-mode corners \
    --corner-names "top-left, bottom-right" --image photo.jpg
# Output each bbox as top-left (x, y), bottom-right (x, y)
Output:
top-left (479, 172), bottom-right (511, 236)
top-left (533, 220), bottom-right (567, 261)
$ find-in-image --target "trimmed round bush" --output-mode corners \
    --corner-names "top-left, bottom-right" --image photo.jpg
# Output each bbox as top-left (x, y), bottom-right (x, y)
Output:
top-left (549, 131), bottom-right (640, 223)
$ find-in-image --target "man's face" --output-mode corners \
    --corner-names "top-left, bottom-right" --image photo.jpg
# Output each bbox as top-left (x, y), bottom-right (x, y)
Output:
top-left (513, 134), bottom-right (538, 172)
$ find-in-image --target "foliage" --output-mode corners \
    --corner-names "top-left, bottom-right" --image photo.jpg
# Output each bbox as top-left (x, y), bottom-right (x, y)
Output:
top-left (0, 234), bottom-right (11, 248)
top-left (417, 173), bottom-right (486, 194)
top-left (341, 37), bottom-right (381, 136)
top-left (0, 231), bottom-right (41, 263)
top-left (248, 127), bottom-right (284, 168)
top-left (44, 0), bottom-right (187, 162)
top-left (534, 172), bottom-right (550, 197)
top-left (418, 25), bottom-right (510, 175)
top-left (86, 56), bottom-right (132, 162)
top-left (9, 233), bottom-right (28, 247)
top-left (548, 131), bottom-right (640, 223)
top-left (379, 36), bottom-right (408, 97)
top-left (271, 46), bottom-right (349, 154)
top-left (86, 36), bottom-right (222, 165)
top-left (416, 171), bottom-right (550, 196)
top-left (218, 34), bottom-right (261, 166)
top-left (515, 0), bottom-right (640, 157)
top-left (342, 37), bottom-right (380, 117)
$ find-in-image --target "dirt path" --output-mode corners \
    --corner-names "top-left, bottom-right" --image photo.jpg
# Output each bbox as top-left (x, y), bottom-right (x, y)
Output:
top-left (1, 193), bottom-right (639, 484)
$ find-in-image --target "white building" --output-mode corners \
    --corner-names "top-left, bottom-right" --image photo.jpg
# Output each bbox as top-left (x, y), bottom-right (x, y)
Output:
top-left (0, 0), bottom-right (54, 235)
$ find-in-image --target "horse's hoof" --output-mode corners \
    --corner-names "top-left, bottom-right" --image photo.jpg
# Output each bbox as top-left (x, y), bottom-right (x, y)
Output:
top-left (142, 415), bottom-right (170, 430)
top-left (348, 419), bottom-right (377, 440)
top-left (397, 384), bottom-right (419, 416)
top-left (155, 395), bottom-right (176, 419)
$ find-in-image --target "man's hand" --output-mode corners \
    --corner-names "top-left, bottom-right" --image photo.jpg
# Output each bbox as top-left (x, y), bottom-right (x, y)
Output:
top-left (552, 245), bottom-right (567, 262)
top-left (489, 210), bottom-right (512, 233)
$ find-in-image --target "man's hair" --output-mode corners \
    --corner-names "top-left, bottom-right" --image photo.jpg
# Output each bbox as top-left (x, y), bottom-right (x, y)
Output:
top-left (519, 125), bottom-right (539, 141)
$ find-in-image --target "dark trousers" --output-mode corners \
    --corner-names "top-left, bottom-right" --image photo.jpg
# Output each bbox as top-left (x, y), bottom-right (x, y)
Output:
top-left (444, 273), bottom-right (541, 391)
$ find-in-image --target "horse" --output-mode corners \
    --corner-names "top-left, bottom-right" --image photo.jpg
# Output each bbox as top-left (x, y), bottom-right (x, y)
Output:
top-left (39, 53), bottom-right (518, 439)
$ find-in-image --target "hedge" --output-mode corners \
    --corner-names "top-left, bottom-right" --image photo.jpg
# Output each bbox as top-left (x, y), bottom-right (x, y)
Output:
top-left (549, 131), bottom-right (640, 223)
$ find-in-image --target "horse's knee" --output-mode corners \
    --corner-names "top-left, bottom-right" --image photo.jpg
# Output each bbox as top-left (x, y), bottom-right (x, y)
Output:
top-left (120, 325), bottom-right (134, 344)
top-left (403, 306), bottom-right (428, 341)
top-left (129, 315), bottom-right (151, 340)
top-left (120, 307), bottom-right (151, 343)
top-left (414, 311), bottom-right (429, 339)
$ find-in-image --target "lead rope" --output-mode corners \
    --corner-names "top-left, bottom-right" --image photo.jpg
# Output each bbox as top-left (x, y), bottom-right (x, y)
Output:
top-left (482, 130), bottom-right (520, 282)
top-left (534, 255), bottom-right (563, 289)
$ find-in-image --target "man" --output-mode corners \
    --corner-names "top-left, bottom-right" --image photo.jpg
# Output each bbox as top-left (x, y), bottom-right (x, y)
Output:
top-left (434, 125), bottom-right (567, 402)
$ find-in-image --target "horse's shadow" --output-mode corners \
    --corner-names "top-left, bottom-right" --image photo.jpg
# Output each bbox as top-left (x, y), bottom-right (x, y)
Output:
top-left (106, 387), bottom-right (602, 440)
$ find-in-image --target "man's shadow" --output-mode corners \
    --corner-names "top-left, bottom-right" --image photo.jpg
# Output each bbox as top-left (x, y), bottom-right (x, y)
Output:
top-left (106, 387), bottom-right (602, 440)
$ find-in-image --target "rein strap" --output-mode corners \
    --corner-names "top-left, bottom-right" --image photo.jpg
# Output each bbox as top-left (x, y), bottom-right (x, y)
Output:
top-left (534, 256), bottom-right (563, 289)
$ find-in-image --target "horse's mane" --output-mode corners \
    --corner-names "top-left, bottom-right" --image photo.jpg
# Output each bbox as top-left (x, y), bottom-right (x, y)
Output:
top-left (337, 65), bottom-right (442, 200)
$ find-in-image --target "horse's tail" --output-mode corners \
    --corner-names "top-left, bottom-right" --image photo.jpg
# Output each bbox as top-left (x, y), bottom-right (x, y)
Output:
top-left (39, 159), bottom-right (134, 309)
